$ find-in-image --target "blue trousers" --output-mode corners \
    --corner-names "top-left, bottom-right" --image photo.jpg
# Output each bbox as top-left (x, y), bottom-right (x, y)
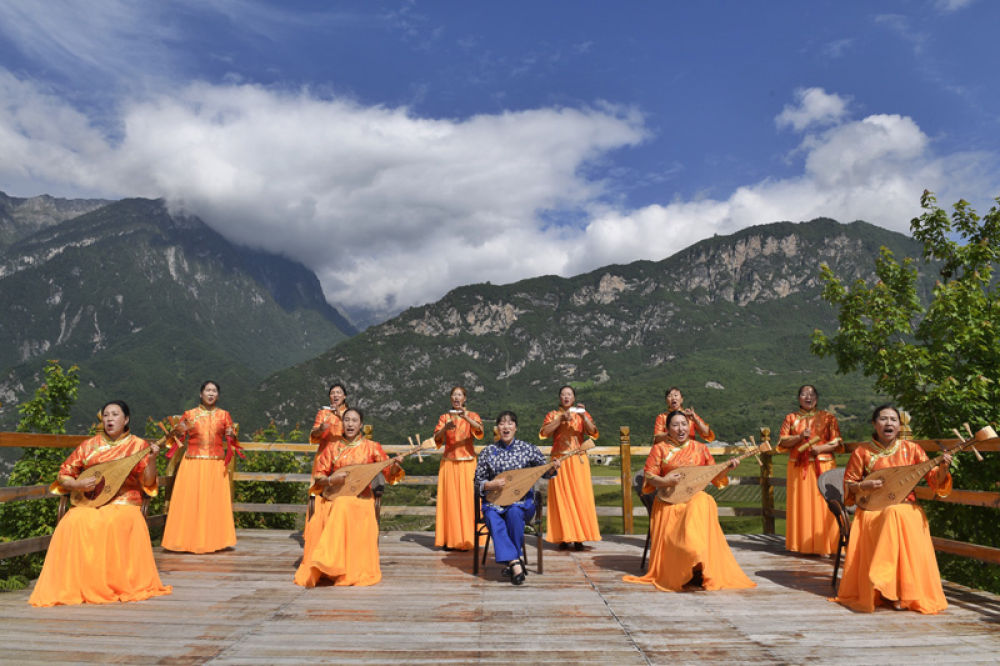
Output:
top-left (483, 496), bottom-right (536, 563)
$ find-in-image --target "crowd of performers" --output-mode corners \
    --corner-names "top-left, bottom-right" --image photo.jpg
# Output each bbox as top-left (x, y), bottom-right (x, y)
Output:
top-left (27, 381), bottom-right (957, 616)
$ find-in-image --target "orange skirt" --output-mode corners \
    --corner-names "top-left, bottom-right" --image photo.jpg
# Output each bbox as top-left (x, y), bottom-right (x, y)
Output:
top-left (29, 503), bottom-right (172, 607)
top-left (294, 495), bottom-right (381, 587)
top-left (162, 458), bottom-right (237, 553)
top-left (834, 503), bottom-right (947, 613)
top-left (623, 491), bottom-right (756, 592)
top-left (434, 458), bottom-right (478, 550)
top-left (785, 458), bottom-right (839, 554)
top-left (545, 454), bottom-right (601, 543)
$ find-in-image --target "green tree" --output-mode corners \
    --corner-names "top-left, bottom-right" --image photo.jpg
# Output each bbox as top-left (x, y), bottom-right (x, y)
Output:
top-left (233, 421), bottom-right (308, 529)
top-left (812, 192), bottom-right (1000, 592)
top-left (0, 361), bottom-right (81, 587)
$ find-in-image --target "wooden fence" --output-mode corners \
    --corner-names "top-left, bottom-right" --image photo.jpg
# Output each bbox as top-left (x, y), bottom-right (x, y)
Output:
top-left (2, 429), bottom-right (999, 568)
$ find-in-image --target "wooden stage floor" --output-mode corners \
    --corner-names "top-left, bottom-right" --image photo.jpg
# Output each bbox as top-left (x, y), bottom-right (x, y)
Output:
top-left (2, 530), bottom-right (999, 664)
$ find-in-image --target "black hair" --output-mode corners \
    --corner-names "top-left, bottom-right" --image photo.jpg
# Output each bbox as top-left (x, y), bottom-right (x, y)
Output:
top-left (664, 386), bottom-right (682, 399)
top-left (558, 385), bottom-right (576, 399)
top-left (343, 407), bottom-right (364, 422)
top-left (798, 384), bottom-right (818, 399)
top-left (665, 409), bottom-right (688, 427)
top-left (200, 380), bottom-right (220, 394)
top-left (496, 410), bottom-right (518, 426)
top-left (100, 400), bottom-right (131, 432)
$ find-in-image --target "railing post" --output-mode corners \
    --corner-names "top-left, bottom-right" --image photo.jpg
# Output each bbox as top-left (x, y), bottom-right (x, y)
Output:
top-left (759, 426), bottom-right (775, 535)
top-left (620, 426), bottom-right (633, 535)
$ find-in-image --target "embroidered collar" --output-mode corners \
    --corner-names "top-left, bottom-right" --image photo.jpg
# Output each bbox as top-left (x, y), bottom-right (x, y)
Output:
top-left (341, 434), bottom-right (365, 448)
top-left (662, 438), bottom-right (691, 464)
top-left (865, 438), bottom-right (901, 474)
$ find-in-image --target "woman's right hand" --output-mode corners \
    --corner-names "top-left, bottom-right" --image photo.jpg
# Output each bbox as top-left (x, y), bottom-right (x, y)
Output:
top-left (485, 477), bottom-right (507, 491)
top-left (67, 476), bottom-right (98, 492)
top-left (859, 478), bottom-right (883, 491)
top-left (326, 470), bottom-right (348, 489)
top-left (663, 471), bottom-right (683, 487)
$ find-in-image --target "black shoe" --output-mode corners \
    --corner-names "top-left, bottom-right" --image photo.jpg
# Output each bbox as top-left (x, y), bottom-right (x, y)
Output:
top-left (686, 568), bottom-right (704, 588)
top-left (501, 565), bottom-right (512, 578)
top-left (573, 541), bottom-right (584, 551)
top-left (559, 542), bottom-right (569, 550)
top-left (510, 562), bottom-right (525, 585)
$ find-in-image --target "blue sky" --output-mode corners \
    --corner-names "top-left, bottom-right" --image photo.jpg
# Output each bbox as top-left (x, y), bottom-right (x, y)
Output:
top-left (1, 1), bottom-right (998, 324)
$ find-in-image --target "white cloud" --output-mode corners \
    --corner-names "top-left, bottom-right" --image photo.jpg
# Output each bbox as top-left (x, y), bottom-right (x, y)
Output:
top-left (1, 70), bottom-right (996, 323)
top-left (776, 88), bottom-right (850, 132)
top-left (934, 0), bottom-right (975, 12)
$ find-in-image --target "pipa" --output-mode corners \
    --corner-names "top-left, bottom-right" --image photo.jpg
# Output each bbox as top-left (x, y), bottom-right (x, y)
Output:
top-left (855, 426), bottom-right (995, 511)
top-left (321, 437), bottom-right (436, 500)
top-left (69, 437), bottom-right (162, 508)
top-left (655, 440), bottom-right (772, 505)
top-left (484, 439), bottom-right (596, 507)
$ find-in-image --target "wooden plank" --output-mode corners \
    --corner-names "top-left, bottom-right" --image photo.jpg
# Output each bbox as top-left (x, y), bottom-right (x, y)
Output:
top-left (0, 432), bottom-right (87, 448)
top-left (932, 536), bottom-right (1000, 565)
top-left (232, 472), bottom-right (312, 483)
top-left (239, 442), bottom-right (317, 453)
top-left (0, 484), bottom-right (51, 502)
top-left (915, 486), bottom-right (1000, 508)
top-left (232, 502), bottom-right (307, 514)
top-left (3, 530), bottom-right (998, 664)
top-left (0, 534), bottom-right (51, 558)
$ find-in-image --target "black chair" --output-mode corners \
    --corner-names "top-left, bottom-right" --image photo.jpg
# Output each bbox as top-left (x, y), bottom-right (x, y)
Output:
top-left (817, 466), bottom-right (854, 589)
top-left (633, 471), bottom-right (655, 571)
top-left (473, 486), bottom-right (544, 576)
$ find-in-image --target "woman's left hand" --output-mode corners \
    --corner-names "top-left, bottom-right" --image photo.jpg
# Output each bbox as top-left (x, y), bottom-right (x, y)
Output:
top-left (939, 453), bottom-right (953, 468)
top-left (727, 458), bottom-right (740, 469)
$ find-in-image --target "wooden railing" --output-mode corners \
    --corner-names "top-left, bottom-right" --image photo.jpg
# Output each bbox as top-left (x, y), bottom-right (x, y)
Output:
top-left (3, 429), bottom-right (999, 568)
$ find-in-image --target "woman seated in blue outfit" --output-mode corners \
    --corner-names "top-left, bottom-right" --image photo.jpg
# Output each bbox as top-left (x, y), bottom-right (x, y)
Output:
top-left (474, 410), bottom-right (560, 585)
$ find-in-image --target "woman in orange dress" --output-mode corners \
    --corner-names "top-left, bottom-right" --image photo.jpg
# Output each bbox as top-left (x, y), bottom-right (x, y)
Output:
top-left (653, 387), bottom-right (714, 444)
top-left (161, 380), bottom-right (238, 553)
top-left (777, 384), bottom-right (843, 554)
top-left (539, 385), bottom-right (601, 550)
top-left (623, 410), bottom-right (755, 592)
top-left (294, 408), bottom-right (404, 587)
top-left (835, 404), bottom-right (952, 614)
top-left (29, 400), bottom-right (172, 607)
top-left (309, 383), bottom-right (348, 477)
top-left (433, 385), bottom-right (484, 551)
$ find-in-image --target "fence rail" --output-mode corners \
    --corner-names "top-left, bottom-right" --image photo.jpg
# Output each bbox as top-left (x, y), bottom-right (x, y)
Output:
top-left (2, 430), bottom-right (998, 569)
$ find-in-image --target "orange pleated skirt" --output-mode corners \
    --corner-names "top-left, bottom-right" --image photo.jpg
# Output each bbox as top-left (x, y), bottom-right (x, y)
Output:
top-left (29, 503), bottom-right (172, 607)
top-left (834, 503), bottom-right (947, 613)
top-left (785, 458), bottom-right (839, 554)
top-left (434, 458), bottom-right (479, 550)
top-left (623, 491), bottom-right (756, 592)
top-left (545, 454), bottom-right (601, 544)
top-left (294, 495), bottom-right (381, 587)
top-left (162, 458), bottom-right (237, 553)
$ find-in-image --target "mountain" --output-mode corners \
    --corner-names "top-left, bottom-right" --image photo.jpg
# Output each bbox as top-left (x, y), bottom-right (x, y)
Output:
top-left (0, 191), bottom-right (111, 247)
top-left (246, 218), bottom-right (936, 446)
top-left (0, 195), bottom-right (356, 433)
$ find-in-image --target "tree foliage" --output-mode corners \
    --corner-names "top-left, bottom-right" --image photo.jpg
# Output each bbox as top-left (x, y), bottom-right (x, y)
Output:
top-left (812, 192), bottom-right (1000, 592)
top-left (0, 360), bottom-right (80, 586)
top-left (233, 421), bottom-right (308, 529)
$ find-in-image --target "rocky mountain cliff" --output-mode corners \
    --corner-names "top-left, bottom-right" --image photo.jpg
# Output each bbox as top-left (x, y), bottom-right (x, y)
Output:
top-left (247, 218), bottom-right (934, 445)
top-left (0, 194), bottom-right (356, 431)
top-left (0, 191), bottom-right (111, 247)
